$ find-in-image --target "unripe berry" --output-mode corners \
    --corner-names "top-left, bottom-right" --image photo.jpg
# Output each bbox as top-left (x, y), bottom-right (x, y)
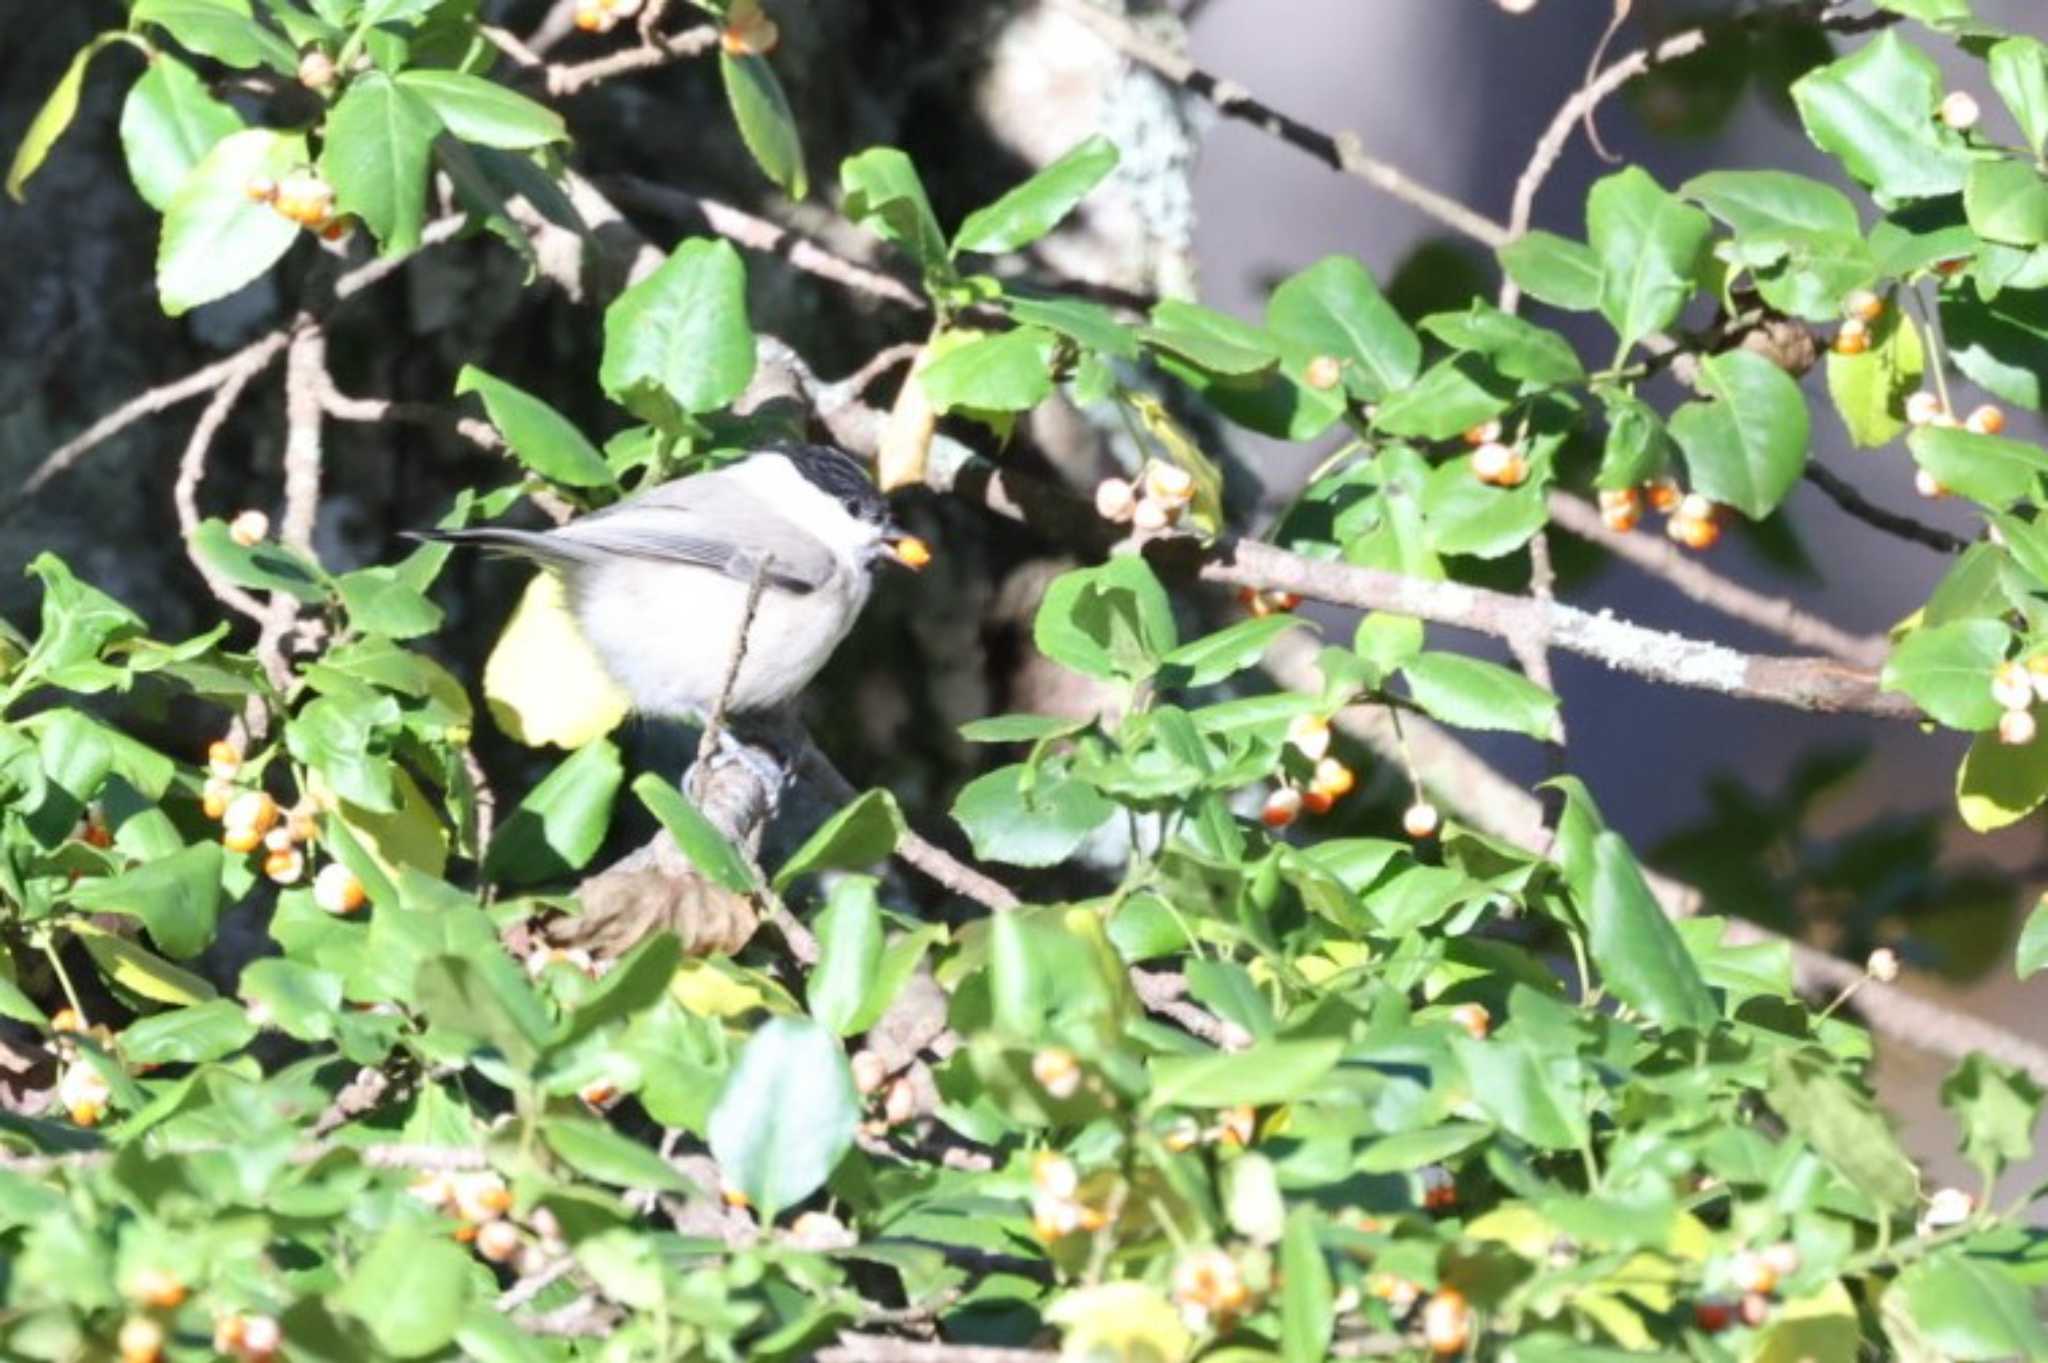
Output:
top-left (2000, 708), bottom-right (2036, 747)
top-left (202, 779), bottom-right (232, 821)
top-left (1966, 404), bottom-right (2006, 436)
top-left (789, 1209), bottom-right (853, 1249)
top-left (1144, 461), bottom-right (1196, 506)
top-left (452, 1172), bottom-right (513, 1222)
top-left (720, 7), bottom-right (780, 56)
top-left (573, 3), bottom-right (615, 31)
top-left (1463, 420), bottom-right (1502, 447)
top-left (1094, 477), bottom-right (1137, 524)
top-left (1760, 1242), bottom-right (1802, 1279)
top-left (297, 47), bottom-right (337, 91)
top-left (223, 825), bottom-right (264, 854)
top-left (1598, 486), bottom-right (1642, 533)
top-left (1031, 1047), bottom-right (1082, 1100)
top-left (1914, 468), bottom-right (1949, 499)
top-left (118, 1316), bottom-right (165, 1363)
top-left (1939, 90), bottom-right (1980, 130)
top-left (1867, 946), bottom-right (1901, 983)
top-left (1448, 1001), bottom-right (1490, 1040)
top-left (1311, 756), bottom-right (1355, 799)
top-left (1906, 391), bottom-right (1946, 427)
top-left (238, 1315), bottom-right (282, 1362)
top-left (1420, 1288), bottom-right (1471, 1355)
top-left (313, 862), bottom-right (366, 915)
top-left (128, 1266), bottom-right (185, 1311)
top-left (1402, 800), bottom-right (1440, 840)
top-left (263, 824), bottom-right (296, 854)
top-left (207, 738), bottom-right (243, 775)
top-left (1262, 787), bottom-right (1302, 830)
top-left (1131, 497), bottom-right (1173, 533)
top-left (1844, 289), bottom-right (1884, 323)
top-left (1032, 1150), bottom-right (1081, 1199)
top-left (1286, 713), bottom-right (1332, 762)
top-left (1992, 660), bottom-right (2034, 712)
top-left (1923, 1186), bottom-right (1975, 1229)
top-left (225, 790), bottom-right (279, 836)
top-left (1304, 354), bottom-right (1344, 390)
top-left (1730, 1252), bottom-right (1777, 1296)
top-left (475, 1218), bottom-right (522, 1263)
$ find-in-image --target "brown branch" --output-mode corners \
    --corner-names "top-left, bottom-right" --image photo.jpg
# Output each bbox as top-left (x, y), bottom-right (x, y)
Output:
top-left (1547, 492), bottom-right (1888, 667)
top-left (486, 20), bottom-right (721, 97)
top-left (279, 324), bottom-right (326, 558)
top-left (171, 346), bottom-right (285, 630)
top-left (1803, 464), bottom-right (1970, 555)
top-left (1131, 969), bottom-right (1252, 1050)
top-left (608, 176), bottom-right (928, 311)
top-left (1039, 0), bottom-right (1512, 249)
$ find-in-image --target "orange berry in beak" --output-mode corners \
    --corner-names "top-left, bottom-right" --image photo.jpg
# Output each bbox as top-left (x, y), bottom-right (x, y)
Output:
top-left (888, 535), bottom-right (932, 570)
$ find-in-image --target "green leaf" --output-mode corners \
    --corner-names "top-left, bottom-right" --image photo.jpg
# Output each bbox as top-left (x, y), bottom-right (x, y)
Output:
top-left (131, 0), bottom-right (297, 72)
top-left (557, 933), bottom-right (683, 1049)
top-left (1790, 31), bottom-right (1970, 204)
top-left (1160, 615), bottom-right (1303, 689)
top-left (1453, 1036), bottom-right (1588, 1150)
top-left (707, 1016), bottom-right (858, 1219)
top-left (70, 842), bottom-right (223, 959)
top-left (2020, 897), bottom-right (2048, 978)
top-left (1940, 1054), bottom-right (2042, 1178)
top-left (72, 922), bottom-right (216, 1005)
top-left (1400, 652), bottom-right (1559, 741)
top-left (1357, 1122), bottom-right (1493, 1174)
top-left (119, 998), bottom-right (255, 1065)
top-left (119, 55), bottom-right (243, 212)
top-left (958, 713), bottom-right (1091, 743)
top-left (1499, 231), bottom-right (1603, 312)
top-left (1966, 161), bottom-right (2048, 248)
top-left (1595, 389), bottom-right (1675, 488)
top-left (1033, 556), bottom-right (1178, 683)
top-left (774, 789), bottom-right (904, 890)
top-left (1957, 720), bottom-right (2048, 832)
top-left (453, 366), bottom-right (614, 487)
top-left (719, 52), bottom-right (807, 199)
top-left (1586, 166), bottom-right (1713, 352)
top-left (1003, 292), bottom-right (1140, 358)
top-left (1267, 255), bottom-right (1421, 400)
top-left (1946, 288), bottom-right (2048, 411)
top-left (808, 876), bottom-right (883, 1035)
top-left (954, 134), bottom-right (1118, 256)
top-left (414, 953), bottom-right (550, 1070)
top-left (1148, 1039), bottom-right (1343, 1109)
top-left (1908, 425), bottom-right (2048, 508)
top-left (633, 772), bottom-right (756, 893)
top-left (336, 1225), bottom-right (474, 1358)
top-left (157, 128), bottom-right (307, 315)
top-left (320, 72), bottom-right (443, 254)
top-left (1373, 354), bottom-right (1516, 441)
top-left (1682, 169), bottom-right (1863, 240)
top-left (485, 738), bottom-right (621, 884)
top-left (238, 957), bottom-right (343, 1041)
top-left (336, 567), bottom-right (443, 640)
top-left (951, 764), bottom-right (1113, 868)
top-left (1585, 832), bottom-right (1717, 1030)
top-left (1826, 304), bottom-right (1924, 447)
top-left (8, 34), bottom-right (131, 202)
top-left (1143, 299), bottom-right (1281, 376)
top-left (1880, 619), bottom-right (2011, 731)
top-left (1420, 302), bottom-right (1584, 386)
top-left (839, 147), bottom-right (948, 275)
top-left (1990, 37), bottom-right (2048, 158)
top-left (188, 517), bottom-right (328, 602)
top-left (1669, 349), bottom-right (1810, 519)
top-left (543, 1116), bottom-right (695, 1192)
top-left (1766, 1047), bottom-right (1919, 1212)
top-left (392, 70), bottom-right (565, 150)
top-left (600, 238), bottom-right (756, 418)
top-left (917, 327), bottom-right (1057, 413)
top-left (1280, 1209), bottom-right (1334, 1363)
top-left (287, 694), bottom-right (398, 813)
top-left (1896, 1251), bottom-right (2048, 1361)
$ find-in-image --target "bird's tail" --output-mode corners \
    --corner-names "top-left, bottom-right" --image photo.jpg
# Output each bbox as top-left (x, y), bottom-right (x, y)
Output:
top-left (406, 527), bottom-right (583, 568)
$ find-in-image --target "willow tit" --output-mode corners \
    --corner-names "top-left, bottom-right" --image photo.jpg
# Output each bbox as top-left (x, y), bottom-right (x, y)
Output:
top-left (423, 443), bottom-right (929, 720)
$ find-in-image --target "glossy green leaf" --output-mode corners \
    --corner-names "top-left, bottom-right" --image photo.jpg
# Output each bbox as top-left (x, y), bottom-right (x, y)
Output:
top-left (1946, 288), bottom-right (2048, 410)
top-left (238, 957), bottom-right (344, 1042)
top-left (1373, 354), bottom-right (1516, 441)
top-left (157, 128), bottom-right (306, 315)
top-left (453, 366), bottom-right (614, 487)
top-left (1143, 299), bottom-right (1280, 376)
top-left (1790, 31), bottom-right (1970, 204)
top-left (414, 953), bottom-right (550, 1070)
top-left (1957, 719), bottom-right (2048, 832)
top-left (707, 1016), bottom-right (859, 1218)
top-left (1454, 1036), bottom-right (1588, 1150)
top-left (1682, 169), bottom-right (1862, 240)
top-left (1908, 425), bottom-right (2048, 508)
top-left (808, 876), bottom-right (883, 1035)
top-left (1033, 555), bottom-right (1178, 682)
top-left (119, 55), bottom-right (243, 212)
top-left (119, 998), bottom-right (255, 1065)
top-left (1990, 37), bottom-right (2048, 158)
top-left (1357, 1122), bottom-right (1493, 1174)
top-left (1148, 1039), bottom-right (1343, 1109)
top-left (1966, 161), bottom-right (2048, 248)
top-left (1669, 349), bottom-right (1810, 519)
top-left (1896, 1251), bottom-right (2048, 1361)
top-left (188, 518), bottom-right (328, 602)
top-left (917, 327), bottom-right (1057, 413)
top-left (393, 70), bottom-right (566, 150)
top-left (1826, 303), bottom-right (1923, 447)
top-left (1596, 389), bottom-right (1675, 488)
top-left (72, 922), bottom-right (216, 1005)
top-left (1940, 1054), bottom-right (2042, 1177)
top-left (1767, 1047), bottom-right (1919, 1212)
top-left (633, 772), bottom-right (756, 892)
top-left (1420, 302), bottom-right (1583, 386)
top-left (840, 147), bottom-right (948, 274)
top-left (951, 764), bottom-right (1114, 868)
top-left (336, 1225), bottom-right (474, 1358)
top-left (954, 134), bottom-right (1117, 256)
top-left (1160, 615), bottom-right (1303, 689)
top-left (1586, 166), bottom-right (1713, 352)
top-left (1499, 230), bottom-right (1603, 312)
top-left (1586, 832), bottom-right (1716, 1030)
top-left (484, 738), bottom-right (621, 884)
top-left (543, 1116), bottom-right (695, 1192)
top-left (600, 238), bottom-right (756, 417)
top-left (1401, 652), bottom-right (1559, 741)
top-left (70, 842), bottom-right (222, 959)
top-left (1880, 619), bottom-right (2010, 731)
top-left (719, 52), bottom-right (807, 199)
top-left (1280, 1208), bottom-right (1334, 1363)
top-left (132, 0), bottom-right (297, 72)
top-left (1267, 255), bottom-right (1421, 400)
top-left (321, 73), bottom-right (442, 254)
top-left (336, 568), bottom-right (442, 640)
top-left (1003, 292), bottom-right (1140, 358)
top-left (774, 789), bottom-right (904, 890)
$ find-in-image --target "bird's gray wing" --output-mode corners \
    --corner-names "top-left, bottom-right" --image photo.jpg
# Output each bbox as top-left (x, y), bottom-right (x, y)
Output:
top-left (546, 471), bottom-right (837, 594)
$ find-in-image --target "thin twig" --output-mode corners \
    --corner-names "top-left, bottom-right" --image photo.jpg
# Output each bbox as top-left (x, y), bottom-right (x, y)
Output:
top-left (540, 24), bottom-right (720, 96)
top-left (1040, 0), bottom-right (1511, 248)
top-left (1547, 492), bottom-right (1888, 666)
top-left (1803, 465), bottom-right (1970, 555)
top-left (171, 350), bottom-right (283, 631)
top-left (693, 560), bottom-right (772, 790)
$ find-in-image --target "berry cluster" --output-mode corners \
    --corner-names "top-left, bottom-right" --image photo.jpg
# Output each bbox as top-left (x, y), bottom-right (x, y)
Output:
top-left (1693, 1241), bottom-right (1801, 1335)
top-left (109, 1269), bottom-right (281, 1363)
top-left (244, 172), bottom-right (350, 242)
top-left (1463, 421), bottom-right (1528, 489)
top-left (1095, 461), bottom-right (1199, 534)
top-left (1596, 477), bottom-right (1723, 549)
top-left (1988, 658), bottom-right (2047, 746)
top-left (1258, 715), bottom-right (1359, 828)
top-left (202, 738), bottom-right (365, 910)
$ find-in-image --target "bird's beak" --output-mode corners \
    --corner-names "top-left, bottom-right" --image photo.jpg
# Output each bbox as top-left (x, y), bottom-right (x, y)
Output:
top-left (882, 533), bottom-right (932, 571)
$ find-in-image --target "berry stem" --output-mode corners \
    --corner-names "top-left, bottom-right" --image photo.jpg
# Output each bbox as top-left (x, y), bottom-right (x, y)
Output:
top-left (39, 935), bottom-right (88, 1030)
top-left (1905, 288), bottom-right (1955, 418)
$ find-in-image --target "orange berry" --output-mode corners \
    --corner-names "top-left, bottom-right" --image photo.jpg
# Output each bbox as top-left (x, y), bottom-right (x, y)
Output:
top-left (1730, 1252), bottom-right (1777, 1296)
top-left (223, 825), bottom-right (264, 854)
top-left (244, 176), bottom-right (278, 204)
top-left (1262, 787), bottom-right (1302, 830)
top-left (264, 847), bottom-right (304, 884)
top-left (129, 1267), bottom-right (186, 1311)
top-left (1935, 256), bottom-right (1970, 277)
top-left (1694, 1299), bottom-right (1734, 1332)
top-left (1421, 1288), bottom-right (1471, 1355)
top-left (1966, 404), bottom-right (2006, 435)
top-left (1844, 289), bottom-right (1884, 323)
top-left (1645, 477), bottom-right (1682, 513)
top-left (312, 862), bottom-right (366, 915)
top-left (1304, 354), bottom-right (1344, 390)
top-left (1312, 756), bottom-right (1355, 799)
top-left (224, 790), bottom-right (279, 836)
top-left (1402, 800), bottom-right (1440, 840)
top-left (1214, 1104), bottom-right (1255, 1147)
top-left (1031, 1047), bottom-right (1082, 1100)
top-left (1832, 324), bottom-right (1869, 356)
top-left (1448, 1001), bottom-right (1490, 1040)
top-left (1301, 787), bottom-right (1335, 816)
top-left (475, 1219), bottom-right (522, 1263)
top-left (118, 1316), bottom-right (164, 1363)
top-left (206, 738), bottom-right (243, 775)
top-left (1463, 420), bottom-right (1502, 447)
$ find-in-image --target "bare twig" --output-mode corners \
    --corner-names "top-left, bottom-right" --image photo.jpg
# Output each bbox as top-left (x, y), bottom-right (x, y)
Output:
top-left (692, 561), bottom-right (772, 793)
top-left (279, 324), bottom-right (326, 558)
top-left (171, 348), bottom-right (285, 631)
top-left (541, 24), bottom-right (720, 96)
top-left (1131, 969), bottom-right (1252, 1050)
top-left (497, 1255), bottom-right (579, 1313)
top-left (1803, 464), bottom-right (1970, 555)
top-left (1040, 0), bottom-right (1511, 249)
top-left (1547, 492), bottom-right (1888, 666)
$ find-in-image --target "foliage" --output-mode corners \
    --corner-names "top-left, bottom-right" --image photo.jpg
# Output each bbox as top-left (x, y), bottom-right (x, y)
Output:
top-left (4, 1), bottom-right (2048, 1361)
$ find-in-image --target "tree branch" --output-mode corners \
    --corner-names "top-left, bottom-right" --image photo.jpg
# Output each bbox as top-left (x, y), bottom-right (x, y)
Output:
top-left (1803, 464), bottom-right (1970, 555)
top-left (1039, 0), bottom-right (1512, 248)
top-left (172, 350), bottom-right (280, 631)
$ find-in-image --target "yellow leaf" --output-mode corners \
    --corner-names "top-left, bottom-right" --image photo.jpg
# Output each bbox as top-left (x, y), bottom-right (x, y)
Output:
top-left (483, 573), bottom-right (630, 749)
top-left (670, 959), bottom-right (795, 1018)
top-left (323, 767), bottom-right (449, 881)
top-left (1047, 1282), bottom-right (1192, 1363)
top-left (1124, 392), bottom-right (1226, 533)
top-left (1747, 1280), bottom-right (1859, 1363)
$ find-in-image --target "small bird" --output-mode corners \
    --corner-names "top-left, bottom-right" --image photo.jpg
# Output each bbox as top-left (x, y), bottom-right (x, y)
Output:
top-left (421, 443), bottom-right (929, 721)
